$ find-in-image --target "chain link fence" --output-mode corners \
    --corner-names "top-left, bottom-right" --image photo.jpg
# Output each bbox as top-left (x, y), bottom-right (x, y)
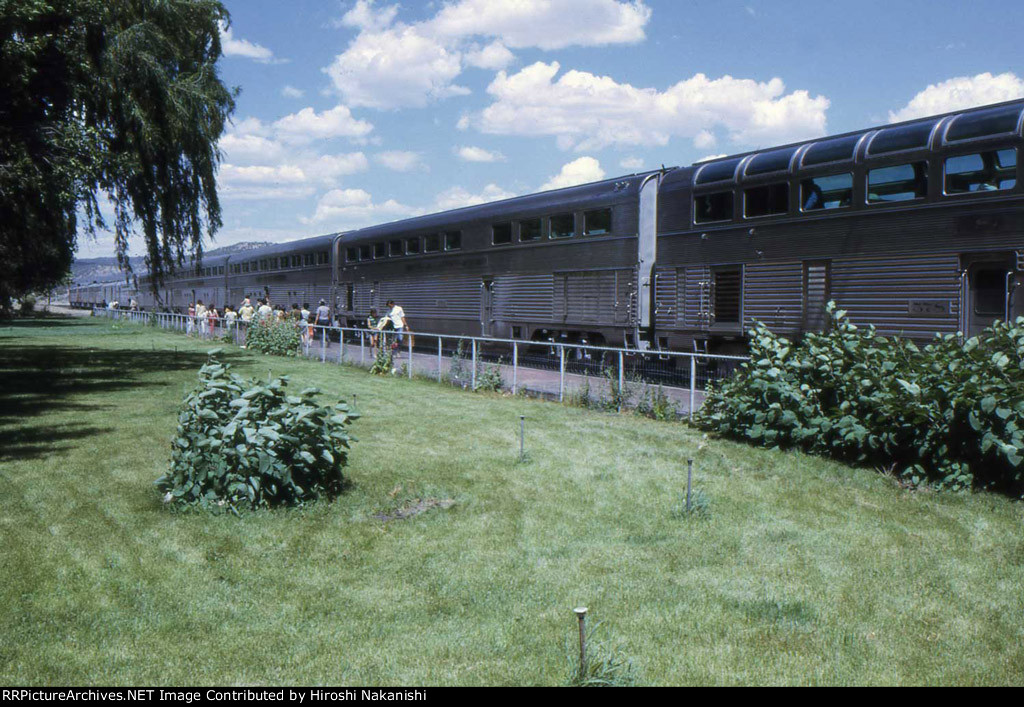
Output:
top-left (94, 307), bottom-right (748, 418)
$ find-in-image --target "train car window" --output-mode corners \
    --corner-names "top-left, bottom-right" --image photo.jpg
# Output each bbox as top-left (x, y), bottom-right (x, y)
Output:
top-left (868, 121), bottom-right (936, 155)
top-left (321, 251), bottom-right (329, 264)
top-left (243, 262), bottom-right (250, 273)
top-left (358, 244), bottom-right (371, 260)
top-left (218, 266), bottom-right (224, 275)
top-left (304, 253), bottom-right (314, 266)
top-left (945, 149), bottom-right (1017, 194)
top-left (694, 192), bottom-right (734, 223)
top-left (550, 213), bottom-right (574, 239)
top-left (373, 242), bottom-right (387, 259)
top-left (867, 162), bottom-right (928, 203)
top-left (745, 147), bottom-right (798, 176)
top-left (405, 237), bottom-right (420, 254)
top-left (802, 134), bottom-right (861, 166)
top-left (292, 255), bottom-right (301, 268)
top-left (744, 183), bottom-right (789, 218)
top-left (583, 208), bottom-right (612, 235)
top-left (260, 259), bottom-right (269, 271)
top-left (974, 268), bottom-right (1008, 315)
top-left (424, 234), bottom-right (440, 252)
top-left (492, 223), bottom-right (512, 245)
top-left (346, 247), bottom-right (357, 262)
top-left (695, 158), bottom-right (742, 185)
top-left (444, 231), bottom-right (462, 250)
top-left (389, 240), bottom-right (403, 256)
top-left (800, 173), bottom-right (853, 211)
top-left (947, 105), bottom-right (1023, 142)
top-left (519, 218), bottom-right (542, 242)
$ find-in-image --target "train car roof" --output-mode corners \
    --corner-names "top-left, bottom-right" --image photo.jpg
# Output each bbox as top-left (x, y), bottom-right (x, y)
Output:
top-left (339, 169), bottom-right (667, 245)
top-left (221, 233), bottom-right (340, 260)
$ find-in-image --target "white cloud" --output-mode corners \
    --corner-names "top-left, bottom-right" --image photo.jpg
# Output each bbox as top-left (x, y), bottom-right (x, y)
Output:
top-left (541, 156), bottom-right (606, 191)
top-left (434, 184), bottom-right (516, 211)
top-left (376, 151), bottom-right (427, 172)
top-left (696, 153), bottom-right (728, 163)
top-left (693, 130), bottom-right (717, 150)
top-left (271, 105), bottom-right (375, 144)
top-left (324, 25), bottom-right (468, 109)
top-left (324, 1), bottom-right (652, 109)
top-left (219, 21), bottom-right (279, 64)
top-left (620, 156), bottom-right (644, 169)
top-left (888, 72), bottom-right (1024, 122)
top-left (281, 85), bottom-right (305, 99)
top-left (427, 0), bottom-right (651, 50)
top-left (467, 62), bottom-right (830, 151)
top-left (456, 145), bottom-right (505, 163)
top-left (219, 133), bottom-right (288, 165)
top-left (464, 41), bottom-right (515, 70)
top-left (302, 188), bottom-right (421, 227)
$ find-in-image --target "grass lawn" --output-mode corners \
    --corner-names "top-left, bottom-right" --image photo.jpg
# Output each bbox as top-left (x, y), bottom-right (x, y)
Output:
top-left (1, 315), bottom-right (1023, 686)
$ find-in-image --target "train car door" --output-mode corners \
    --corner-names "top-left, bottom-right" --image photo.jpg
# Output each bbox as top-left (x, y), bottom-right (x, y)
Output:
top-left (964, 256), bottom-right (1014, 336)
top-left (481, 279), bottom-right (494, 336)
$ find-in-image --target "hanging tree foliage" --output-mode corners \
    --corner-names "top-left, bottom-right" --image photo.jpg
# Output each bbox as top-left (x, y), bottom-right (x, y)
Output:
top-left (0, 0), bottom-right (236, 308)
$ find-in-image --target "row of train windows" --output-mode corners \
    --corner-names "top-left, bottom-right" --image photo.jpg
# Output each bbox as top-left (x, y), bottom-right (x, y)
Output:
top-left (228, 252), bottom-right (329, 275)
top-left (346, 231), bottom-right (462, 263)
top-left (197, 266), bottom-right (225, 277)
top-left (491, 208), bottom-right (612, 245)
top-left (695, 148), bottom-right (1018, 223)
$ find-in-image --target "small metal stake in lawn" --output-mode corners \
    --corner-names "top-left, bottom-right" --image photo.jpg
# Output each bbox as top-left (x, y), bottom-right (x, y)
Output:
top-left (519, 415), bottom-right (525, 462)
top-left (686, 459), bottom-right (694, 513)
top-left (574, 607), bottom-right (588, 680)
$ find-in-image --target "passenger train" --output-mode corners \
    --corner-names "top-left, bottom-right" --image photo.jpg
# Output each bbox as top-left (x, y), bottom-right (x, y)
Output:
top-left (71, 99), bottom-right (1024, 354)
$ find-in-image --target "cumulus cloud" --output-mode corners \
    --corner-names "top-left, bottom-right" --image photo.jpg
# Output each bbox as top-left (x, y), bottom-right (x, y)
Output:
top-left (456, 145), bottom-right (505, 163)
top-left (302, 188), bottom-right (421, 227)
top-left (281, 85), bottom-right (305, 99)
top-left (376, 151), bottom-right (427, 172)
top-left (465, 62), bottom-right (830, 151)
top-left (434, 184), bottom-right (517, 211)
top-left (541, 156), bottom-right (606, 191)
top-left (620, 156), bottom-right (644, 170)
top-left (219, 21), bottom-right (279, 63)
top-left (272, 105), bottom-right (375, 144)
top-left (325, 1), bottom-right (652, 109)
top-left (888, 72), bottom-right (1024, 122)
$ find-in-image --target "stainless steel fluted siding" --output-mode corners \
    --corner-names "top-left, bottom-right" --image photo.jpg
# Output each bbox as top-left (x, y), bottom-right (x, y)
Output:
top-left (743, 261), bottom-right (804, 335)
top-left (653, 267), bottom-right (678, 328)
top-left (493, 274), bottom-right (554, 321)
top-left (831, 254), bottom-right (962, 337)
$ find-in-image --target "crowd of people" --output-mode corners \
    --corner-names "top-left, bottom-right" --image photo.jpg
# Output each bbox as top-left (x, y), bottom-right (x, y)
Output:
top-left (181, 295), bottom-right (350, 347)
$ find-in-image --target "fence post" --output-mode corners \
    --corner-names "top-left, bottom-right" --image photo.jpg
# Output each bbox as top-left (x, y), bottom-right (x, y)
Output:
top-left (437, 337), bottom-right (442, 383)
top-left (408, 332), bottom-right (413, 379)
top-left (689, 355), bottom-right (697, 421)
top-left (321, 326), bottom-right (327, 363)
top-left (360, 331), bottom-right (365, 365)
top-left (512, 341), bottom-right (518, 395)
top-left (471, 339), bottom-right (477, 390)
top-left (618, 350), bottom-right (624, 413)
top-left (559, 345), bottom-right (565, 402)
top-left (338, 328), bottom-right (344, 364)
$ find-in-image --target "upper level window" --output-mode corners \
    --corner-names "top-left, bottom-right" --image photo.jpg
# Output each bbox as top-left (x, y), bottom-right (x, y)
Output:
top-left (492, 223), bottom-right (512, 245)
top-left (243, 262), bottom-right (250, 273)
top-left (867, 162), bottom-right (928, 203)
top-left (946, 105), bottom-right (1023, 142)
top-left (550, 213), bottom-right (575, 239)
top-left (260, 259), bottom-right (269, 271)
top-left (358, 244), bottom-right (371, 260)
top-left (405, 237), bottom-right (420, 255)
top-left (373, 242), bottom-right (386, 259)
top-left (695, 157), bottom-right (742, 185)
top-left (318, 251), bottom-right (329, 265)
top-left (424, 234), bottom-right (440, 253)
top-left (744, 183), bottom-right (789, 218)
top-left (583, 208), bottom-right (612, 235)
top-left (389, 240), bottom-right (403, 256)
top-left (304, 253), bottom-right (314, 266)
top-left (519, 218), bottom-right (542, 242)
top-left (869, 122), bottom-right (936, 155)
top-left (801, 173), bottom-right (853, 211)
top-left (694, 191), bottom-right (734, 223)
top-left (218, 266), bottom-right (224, 275)
top-left (745, 147), bottom-right (797, 176)
top-left (945, 149), bottom-right (1017, 194)
top-left (802, 134), bottom-right (861, 167)
top-left (444, 231), bottom-right (462, 251)
top-left (346, 247), bottom-right (357, 262)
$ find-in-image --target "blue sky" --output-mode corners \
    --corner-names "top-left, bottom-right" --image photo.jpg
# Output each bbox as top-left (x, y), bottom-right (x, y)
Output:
top-left (79, 0), bottom-right (1024, 258)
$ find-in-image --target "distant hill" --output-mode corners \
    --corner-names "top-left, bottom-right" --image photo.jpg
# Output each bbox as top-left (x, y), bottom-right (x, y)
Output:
top-left (71, 241), bottom-right (273, 285)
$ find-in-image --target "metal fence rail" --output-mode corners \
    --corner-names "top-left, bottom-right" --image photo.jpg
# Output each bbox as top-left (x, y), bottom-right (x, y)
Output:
top-left (93, 307), bottom-right (749, 418)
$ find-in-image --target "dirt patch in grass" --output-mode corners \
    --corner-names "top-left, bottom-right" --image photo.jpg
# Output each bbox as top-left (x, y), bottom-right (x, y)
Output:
top-left (373, 498), bottom-right (455, 523)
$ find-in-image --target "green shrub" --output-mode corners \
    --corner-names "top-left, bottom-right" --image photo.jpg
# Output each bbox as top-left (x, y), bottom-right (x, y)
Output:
top-left (245, 318), bottom-right (302, 356)
top-left (156, 351), bottom-right (358, 512)
top-left (19, 294), bottom-right (36, 314)
top-left (698, 303), bottom-right (1024, 495)
top-left (635, 383), bottom-right (676, 421)
top-left (369, 347), bottom-right (395, 375)
top-left (475, 359), bottom-right (504, 392)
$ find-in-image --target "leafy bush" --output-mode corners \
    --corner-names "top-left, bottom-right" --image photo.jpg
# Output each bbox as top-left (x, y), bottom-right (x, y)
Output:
top-left (475, 359), bottom-right (504, 392)
top-left (635, 383), bottom-right (676, 421)
top-left (245, 318), bottom-right (301, 356)
top-left (698, 303), bottom-right (1024, 495)
top-left (156, 351), bottom-right (358, 511)
top-left (369, 347), bottom-right (395, 375)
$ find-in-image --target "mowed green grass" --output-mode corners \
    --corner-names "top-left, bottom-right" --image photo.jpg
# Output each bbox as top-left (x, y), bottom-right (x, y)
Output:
top-left (1, 316), bottom-right (1023, 686)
